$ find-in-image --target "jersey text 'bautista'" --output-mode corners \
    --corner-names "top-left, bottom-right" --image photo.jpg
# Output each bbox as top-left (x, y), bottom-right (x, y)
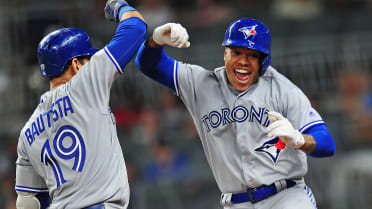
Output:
top-left (25, 96), bottom-right (75, 146)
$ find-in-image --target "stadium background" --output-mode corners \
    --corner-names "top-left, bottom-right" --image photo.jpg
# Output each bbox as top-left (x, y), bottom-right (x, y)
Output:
top-left (0, 0), bottom-right (371, 208)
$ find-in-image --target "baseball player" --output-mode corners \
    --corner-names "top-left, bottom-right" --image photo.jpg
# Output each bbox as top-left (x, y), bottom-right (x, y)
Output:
top-left (14, 1), bottom-right (146, 209)
top-left (135, 19), bottom-right (336, 209)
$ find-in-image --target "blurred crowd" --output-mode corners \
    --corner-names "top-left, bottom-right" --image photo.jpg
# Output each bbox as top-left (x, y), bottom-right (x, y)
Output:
top-left (0, 0), bottom-right (372, 209)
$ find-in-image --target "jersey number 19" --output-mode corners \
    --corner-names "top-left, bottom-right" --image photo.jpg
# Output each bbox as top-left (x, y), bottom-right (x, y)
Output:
top-left (41, 125), bottom-right (86, 187)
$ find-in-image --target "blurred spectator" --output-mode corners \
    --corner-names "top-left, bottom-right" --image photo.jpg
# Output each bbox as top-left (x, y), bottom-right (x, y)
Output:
top-left (338, 69), bottom-right (372, 147)
top-left (141, 137), bottom-right (192, 209)
top-left (270, 0), bottom-right (324, 20)
top-left (135, 107), bottom-right (161, 144)
top-left (143, 137), bottom-right (191, 183)
top-left (157, 90), bottom-right (190, 138)
top-left (2, 176), bottom-right (16, 209)
top-left (0, 135), bottom-right (18, 209)
top-left (113, 105), bottom-right (142, 130)
top-left (121, 107), bottom-right (160, 172)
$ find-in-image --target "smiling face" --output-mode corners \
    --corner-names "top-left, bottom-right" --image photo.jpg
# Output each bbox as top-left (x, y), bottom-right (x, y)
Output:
top-left (224, 46), bottom-right (262, 92)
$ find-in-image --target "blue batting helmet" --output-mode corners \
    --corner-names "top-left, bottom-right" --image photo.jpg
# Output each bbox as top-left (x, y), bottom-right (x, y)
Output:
top-left (222, 18), bottom-right (271, 75)
top-left (37, 28), bottom-right (98, 77)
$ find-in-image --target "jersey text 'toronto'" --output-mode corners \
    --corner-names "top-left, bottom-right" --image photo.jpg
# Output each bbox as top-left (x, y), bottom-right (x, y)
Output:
top-left (201, 105), bottom-right (270, 132)
top-left (25, 96), bottom-right (75, 146)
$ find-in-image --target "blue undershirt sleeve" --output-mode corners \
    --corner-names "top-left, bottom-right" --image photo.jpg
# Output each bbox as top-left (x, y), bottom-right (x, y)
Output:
top-left (105, 17), bottom-right (147, 73)
top-left (303, 124), bottom-right (336, 157)
top-left (118, 4), bottom-right (136, 18)
top-left (135, 41), bottom-right (176, 91)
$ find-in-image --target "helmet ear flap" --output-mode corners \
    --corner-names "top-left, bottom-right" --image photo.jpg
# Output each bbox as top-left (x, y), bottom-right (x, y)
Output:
top-left (260, 54), bottom-right (271, 75)
top-left (259, 54), bottom-right (271, 75)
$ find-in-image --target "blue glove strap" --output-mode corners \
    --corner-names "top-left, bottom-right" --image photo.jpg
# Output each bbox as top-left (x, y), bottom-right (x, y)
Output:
top-left (117, 3), bottom-right (136, 21)
top-left (113, 1), bottom-right (128, 19)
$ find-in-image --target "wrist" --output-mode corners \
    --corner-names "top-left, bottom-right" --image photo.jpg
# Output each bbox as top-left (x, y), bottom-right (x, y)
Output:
top-left (298, 134), bottom-right (316, 154)
top-left (295, 132), bottom-right (305, 148)
top-left (118, 5), bottom-right (136, 21)
top-left (147, 37), bottom-right (163, 48)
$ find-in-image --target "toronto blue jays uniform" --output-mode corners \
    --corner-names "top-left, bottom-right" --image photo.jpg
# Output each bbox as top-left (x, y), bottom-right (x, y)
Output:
top-left (135, 19), bottom-right (335, 209)
top-left (15, 16), bottom-right (146, 209)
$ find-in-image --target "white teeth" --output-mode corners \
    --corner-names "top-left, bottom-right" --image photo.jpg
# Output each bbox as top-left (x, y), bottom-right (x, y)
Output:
top-left (235, 69), bottom-right (249, 74)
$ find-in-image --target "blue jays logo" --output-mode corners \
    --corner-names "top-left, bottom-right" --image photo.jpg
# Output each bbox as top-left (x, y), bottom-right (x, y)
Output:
top-left (239, 25), bottom-right (258, 39)
top-left (255, 138), bottom-right (285, 163)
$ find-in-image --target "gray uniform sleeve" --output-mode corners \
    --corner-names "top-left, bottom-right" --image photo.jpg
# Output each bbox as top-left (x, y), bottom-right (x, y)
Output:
top-left (67, 49), bottom-right (118, 113)
top-left (15, 134), bottom-right (48, 193)
top-left (175, 62), bottom-right (208, 114)
top-left (281, 86), bottom-right (324, 133)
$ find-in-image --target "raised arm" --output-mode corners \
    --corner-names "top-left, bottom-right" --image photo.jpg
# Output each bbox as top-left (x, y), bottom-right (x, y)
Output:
top-left (135, 23), bottom-right (190, 91)
top-left (104, 0), bottom-right (147, 73)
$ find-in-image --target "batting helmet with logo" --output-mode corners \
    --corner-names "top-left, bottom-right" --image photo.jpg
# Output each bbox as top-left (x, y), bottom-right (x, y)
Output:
top-left (37, 28), bottom-right (98, 77)
top-left (222, 18), bottom-right (271, 75)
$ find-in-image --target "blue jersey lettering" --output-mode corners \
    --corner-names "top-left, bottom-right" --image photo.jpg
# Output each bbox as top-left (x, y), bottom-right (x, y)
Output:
top-left (37, 114), bottom-right (46, 134)
top-left (201, 105), bottom-right (270, 132)
top-left (55, 98), bottom-right (64, 119)
top-left (25, 96), bottom-right (75, 147)
top-left (25, 128), bottom-right (34, 146)
top-left (63, 96), bottom-right (74, 115)
top-left (31, 122), bottom-right (40, 139)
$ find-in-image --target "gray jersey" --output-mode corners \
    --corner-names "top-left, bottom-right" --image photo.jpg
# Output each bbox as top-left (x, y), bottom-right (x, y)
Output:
top-left (16, 49), bottom-right (129, 209)
top-left (175, 63), bottom-right (324, 193)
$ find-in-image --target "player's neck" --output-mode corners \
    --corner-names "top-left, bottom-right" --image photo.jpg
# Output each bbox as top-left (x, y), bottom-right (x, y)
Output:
top-left (50, 72), bottom-right (74, 90)
top-left (50, 78), bottom-right (68, 90)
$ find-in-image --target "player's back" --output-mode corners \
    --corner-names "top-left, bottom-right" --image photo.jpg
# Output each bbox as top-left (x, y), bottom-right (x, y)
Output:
top-left (16, 50), bottom-right (129, 209)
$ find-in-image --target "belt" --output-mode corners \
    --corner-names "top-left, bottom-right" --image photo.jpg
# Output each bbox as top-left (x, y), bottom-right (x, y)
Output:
top-left (221, 180), bottom-right (296, 206)
top-left (84, 204), bottom-right (104, 209)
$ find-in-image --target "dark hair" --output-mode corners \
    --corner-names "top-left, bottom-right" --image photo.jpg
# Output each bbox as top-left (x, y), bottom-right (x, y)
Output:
top-left (49, 55), bottom-right (91, 80)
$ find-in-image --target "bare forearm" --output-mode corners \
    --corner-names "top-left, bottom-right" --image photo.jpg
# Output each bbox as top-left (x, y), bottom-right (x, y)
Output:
top-left (120, 10), bottom-right (145, 22)
top-left (299, 134), bottom-right (316, 154)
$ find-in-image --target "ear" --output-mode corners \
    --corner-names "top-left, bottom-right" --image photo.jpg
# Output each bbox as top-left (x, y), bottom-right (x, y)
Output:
top-left (70, 58), bottom-right (82, 75)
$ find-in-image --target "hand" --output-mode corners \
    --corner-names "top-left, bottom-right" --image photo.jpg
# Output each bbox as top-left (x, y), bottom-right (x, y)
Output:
top-left (104, 0), bottom-right (129, 22)
top-left (266, 111), bottom-right (305, 148)
top-left (152, 23), bottom-right (191, 48)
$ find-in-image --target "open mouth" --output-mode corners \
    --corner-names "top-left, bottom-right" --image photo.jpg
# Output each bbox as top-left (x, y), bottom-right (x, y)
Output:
top-left (234, 69), bottom-right (251, 81)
